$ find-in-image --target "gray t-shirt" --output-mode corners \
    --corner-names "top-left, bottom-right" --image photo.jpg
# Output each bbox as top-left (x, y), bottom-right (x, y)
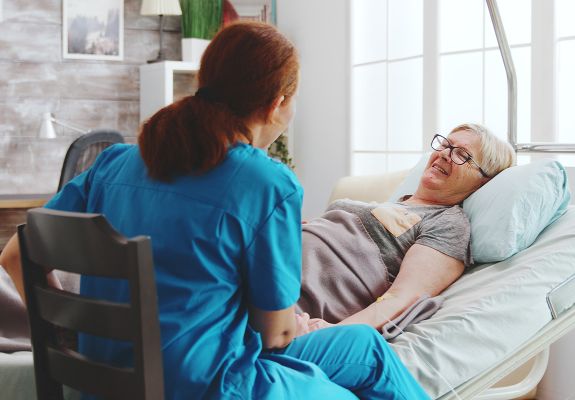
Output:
top-left (297, 198), bottom-right (473, 322)
top-left (327, 199), bottom-right (473, 279)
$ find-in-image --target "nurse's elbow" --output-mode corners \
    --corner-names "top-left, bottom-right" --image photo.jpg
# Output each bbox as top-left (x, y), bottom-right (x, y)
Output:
top-left (262, 329), bottom-right (295, 350)
top-left (248, 304), bottom-right (297, 349)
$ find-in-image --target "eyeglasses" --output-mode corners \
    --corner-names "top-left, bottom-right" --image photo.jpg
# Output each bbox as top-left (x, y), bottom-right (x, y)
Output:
top-left (431, 134), bottom-right (490, 178)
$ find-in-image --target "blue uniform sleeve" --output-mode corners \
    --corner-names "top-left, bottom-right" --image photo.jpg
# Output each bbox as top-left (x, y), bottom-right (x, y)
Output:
top-left (44, 170), bottom-right (90, 212)
top-left (45, 144), bottom-right (127, 212)
top-left (244, 188), bottom-right (303, 311)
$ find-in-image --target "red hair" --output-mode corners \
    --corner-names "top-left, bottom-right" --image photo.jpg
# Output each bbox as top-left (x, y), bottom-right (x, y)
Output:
top-left (139, 22), bottom-right (299, 181)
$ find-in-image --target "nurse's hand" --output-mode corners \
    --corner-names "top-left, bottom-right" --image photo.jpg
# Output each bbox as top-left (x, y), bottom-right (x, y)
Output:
top-left (307, 318), bottom-right (335, 332)
top-left (295, 312), bottom-right (311, 336)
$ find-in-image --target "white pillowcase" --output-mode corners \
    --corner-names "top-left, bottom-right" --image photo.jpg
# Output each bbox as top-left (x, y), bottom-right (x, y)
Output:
top-left (389, 155), bottom-right (571, 264)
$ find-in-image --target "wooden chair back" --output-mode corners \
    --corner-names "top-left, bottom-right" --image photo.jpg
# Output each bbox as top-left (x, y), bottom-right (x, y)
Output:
top-left (18, 208), bottom-right (164, 400)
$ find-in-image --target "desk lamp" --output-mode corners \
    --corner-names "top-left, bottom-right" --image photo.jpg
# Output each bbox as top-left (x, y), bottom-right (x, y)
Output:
top-left (38, 113), bottom-right (88, 139)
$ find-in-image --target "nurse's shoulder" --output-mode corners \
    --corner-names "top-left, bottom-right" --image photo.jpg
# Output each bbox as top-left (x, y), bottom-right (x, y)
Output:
top-left (229, 143), bottom-right (302, 197)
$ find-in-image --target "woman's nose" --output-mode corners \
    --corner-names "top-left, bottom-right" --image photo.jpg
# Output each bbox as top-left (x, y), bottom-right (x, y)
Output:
top-left (439, 148), bottom-right (452, 162)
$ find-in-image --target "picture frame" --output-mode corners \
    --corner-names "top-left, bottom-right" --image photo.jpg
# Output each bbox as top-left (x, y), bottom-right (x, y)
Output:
top-left (233, 0), bottom-right (276, 25)
top-left (62, 0), bottom-right (124, 61)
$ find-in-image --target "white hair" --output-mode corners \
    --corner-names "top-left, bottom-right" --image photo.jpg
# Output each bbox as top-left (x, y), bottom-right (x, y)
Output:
top-left (450, 123), bottom-right (516, 178)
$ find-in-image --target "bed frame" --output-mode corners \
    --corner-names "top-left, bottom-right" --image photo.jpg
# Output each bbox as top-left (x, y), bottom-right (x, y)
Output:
top-left (439, 274), bottom-right (575, 400)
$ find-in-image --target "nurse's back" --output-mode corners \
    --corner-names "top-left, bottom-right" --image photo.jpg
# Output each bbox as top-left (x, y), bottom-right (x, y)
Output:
top-left (70, 140), bottom-right (301, 398)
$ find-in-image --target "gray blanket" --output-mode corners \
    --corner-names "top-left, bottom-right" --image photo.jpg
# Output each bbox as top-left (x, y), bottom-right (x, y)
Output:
top-left (0, 266), bottom-right (31, 352)
top-left (297, 210), bottom-right (443, 339)
top-left (0, 266), bottom-right (80, 353)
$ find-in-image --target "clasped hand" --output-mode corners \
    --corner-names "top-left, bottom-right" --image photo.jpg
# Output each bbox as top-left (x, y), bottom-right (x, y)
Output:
top-left (295, 312), bottom-right (335, 336)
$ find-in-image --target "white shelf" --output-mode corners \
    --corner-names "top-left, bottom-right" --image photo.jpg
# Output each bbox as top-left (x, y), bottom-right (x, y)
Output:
top-left (139, 61), bottom-right (200, 122)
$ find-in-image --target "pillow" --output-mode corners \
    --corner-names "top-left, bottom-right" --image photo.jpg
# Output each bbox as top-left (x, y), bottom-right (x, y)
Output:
top-left (388, 153), bottom-right (430, 202)
top-left (464, 159), bottom-right (571, 263)
top-left (388, 155), bottom-right (571, 263)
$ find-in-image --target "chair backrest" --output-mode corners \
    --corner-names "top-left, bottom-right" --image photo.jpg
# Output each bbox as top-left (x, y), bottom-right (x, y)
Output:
top-left (18, 208), bottom-right (164, 400)
top-left (58, 130), bottom-right (125, 191)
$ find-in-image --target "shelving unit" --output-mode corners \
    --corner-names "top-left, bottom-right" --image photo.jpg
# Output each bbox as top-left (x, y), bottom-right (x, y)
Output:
top-left (139, 61), bottom-right (199, 122)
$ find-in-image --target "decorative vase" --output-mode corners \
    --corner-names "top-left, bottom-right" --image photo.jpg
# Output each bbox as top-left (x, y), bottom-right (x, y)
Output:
top-left (181, 37), bottom-right (210, 64)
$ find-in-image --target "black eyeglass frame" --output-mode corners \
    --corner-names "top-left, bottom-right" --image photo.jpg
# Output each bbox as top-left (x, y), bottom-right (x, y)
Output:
top-left (430, 134), bottom-right (491, 178)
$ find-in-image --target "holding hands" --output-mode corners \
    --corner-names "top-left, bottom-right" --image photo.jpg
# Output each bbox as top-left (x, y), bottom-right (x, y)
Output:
top-left (295, 312), bottom-right (335, 336)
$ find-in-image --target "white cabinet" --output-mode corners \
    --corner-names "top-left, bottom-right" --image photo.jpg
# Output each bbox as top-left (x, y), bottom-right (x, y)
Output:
top-left (139, 61), bottom-right (199, 122)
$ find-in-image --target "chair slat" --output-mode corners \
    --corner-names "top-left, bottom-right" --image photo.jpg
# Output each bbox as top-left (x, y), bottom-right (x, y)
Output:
top-left (35, 286), bottom-right (135, 341)
top-left (47, 346), bottom-right (140, 400)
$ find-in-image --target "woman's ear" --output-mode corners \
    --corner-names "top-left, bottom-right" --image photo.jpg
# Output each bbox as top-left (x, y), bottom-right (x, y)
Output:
top-left (265, 95), bottom-right (286, 123)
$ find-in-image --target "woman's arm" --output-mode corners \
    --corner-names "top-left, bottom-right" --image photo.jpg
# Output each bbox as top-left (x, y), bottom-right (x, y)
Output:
top-left (0, 233), bottom-right (62, 303)
top-left (337, 243), bottom-right (464, 330)
top-left (249, 304), bottom-right (307, 349)
top-left (0, 234), bottom-right (25, 301)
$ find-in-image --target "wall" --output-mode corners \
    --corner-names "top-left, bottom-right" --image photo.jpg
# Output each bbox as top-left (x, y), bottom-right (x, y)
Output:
top-left (0, 0), bottom-right (182, 195)
top-left (277, 0), bottom-right (351, 219)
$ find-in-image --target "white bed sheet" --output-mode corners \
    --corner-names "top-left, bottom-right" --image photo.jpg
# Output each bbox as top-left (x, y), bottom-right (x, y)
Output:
top-left (390, 206), bottom-right (575, 398)
top-left (0, 351), bottom-right (80, 400)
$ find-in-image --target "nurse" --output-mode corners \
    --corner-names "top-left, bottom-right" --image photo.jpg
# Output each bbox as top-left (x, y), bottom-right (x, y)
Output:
top-left (1, 22), bottom-right (429, 399)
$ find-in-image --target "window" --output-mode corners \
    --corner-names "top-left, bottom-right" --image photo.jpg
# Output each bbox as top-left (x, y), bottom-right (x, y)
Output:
top-left (350, 0), bottom-right (574, 176)
top-left (351, 0), bottom-right (423, 174)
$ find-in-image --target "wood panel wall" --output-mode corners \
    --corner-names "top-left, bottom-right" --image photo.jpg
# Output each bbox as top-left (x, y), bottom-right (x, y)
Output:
top-left (0, 0), bottom-right (185, 195)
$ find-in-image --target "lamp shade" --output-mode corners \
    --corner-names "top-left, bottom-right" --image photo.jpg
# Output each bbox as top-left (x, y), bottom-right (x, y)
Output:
top-left (141, 0), bottom-right (182, 15)
top-left (38, 112), bottom-right (57, 139)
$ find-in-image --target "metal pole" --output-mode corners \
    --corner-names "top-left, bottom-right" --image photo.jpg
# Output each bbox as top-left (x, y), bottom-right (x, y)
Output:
top-left (486, 0), bottom-right (575, 153)
top-left (485, 0), bottom-right (517, 150)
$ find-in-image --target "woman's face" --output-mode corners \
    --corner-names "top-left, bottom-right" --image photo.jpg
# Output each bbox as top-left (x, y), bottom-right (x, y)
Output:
top-left (418, 129), bottom-right (488, 205)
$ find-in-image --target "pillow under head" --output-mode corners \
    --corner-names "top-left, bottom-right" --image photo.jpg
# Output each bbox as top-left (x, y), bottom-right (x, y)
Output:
top-left (389, 156), bottom-right (571, 263)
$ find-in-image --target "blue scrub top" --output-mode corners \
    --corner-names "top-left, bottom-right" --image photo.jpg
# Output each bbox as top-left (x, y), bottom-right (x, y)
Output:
top-left (45, 143), bottom-right (305, 399)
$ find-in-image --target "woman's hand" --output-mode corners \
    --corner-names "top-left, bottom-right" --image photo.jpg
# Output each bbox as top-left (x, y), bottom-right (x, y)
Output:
top-left (294, 312), bottom-right (311, 336)
top-left (307, 318), bottom-right (335, 332)
top-left (295, 314), bottom-right (335, 336)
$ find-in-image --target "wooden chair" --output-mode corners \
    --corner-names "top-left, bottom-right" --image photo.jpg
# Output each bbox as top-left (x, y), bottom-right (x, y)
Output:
top-left (58, 130), bottom-right (124, 191)
top-left (18, 208), bottom-right (164, 400)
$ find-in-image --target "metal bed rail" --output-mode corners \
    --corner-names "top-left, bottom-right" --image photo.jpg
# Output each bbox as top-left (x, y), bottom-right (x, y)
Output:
top-left (486, 0), bottom-right (575, 153)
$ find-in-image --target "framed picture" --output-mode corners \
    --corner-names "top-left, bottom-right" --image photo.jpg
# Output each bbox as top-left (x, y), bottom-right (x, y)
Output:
top-left (233, 0), bottom-right (276, 25)
top-left (62, 0), bottom-right (124, 61)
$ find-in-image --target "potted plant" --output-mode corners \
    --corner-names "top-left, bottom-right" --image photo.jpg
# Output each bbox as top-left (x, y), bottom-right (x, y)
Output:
top-left (180, 0), bottom-right (223, 63)
top-left (269, 133), bottom-right (295, 170)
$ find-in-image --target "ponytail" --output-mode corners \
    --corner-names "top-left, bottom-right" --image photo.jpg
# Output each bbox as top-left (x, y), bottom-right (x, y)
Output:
top-left (138, 96), bottom-right (249, 181)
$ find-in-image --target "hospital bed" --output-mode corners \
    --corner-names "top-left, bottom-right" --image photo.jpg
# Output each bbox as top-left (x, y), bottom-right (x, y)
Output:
top-left (408, 2), bottom-right (575, 396)
top-left (328, 2), bottom-right (575, 396)
top-left (330, 172), bottom-right (575, 399)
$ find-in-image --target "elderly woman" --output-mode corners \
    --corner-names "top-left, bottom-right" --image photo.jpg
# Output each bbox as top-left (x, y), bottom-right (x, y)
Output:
top-left (298, 123), bottom-right (516, 333)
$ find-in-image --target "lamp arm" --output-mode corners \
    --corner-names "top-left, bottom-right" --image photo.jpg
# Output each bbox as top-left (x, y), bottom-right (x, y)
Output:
top-left (51, 118), bottom-right (88, 134)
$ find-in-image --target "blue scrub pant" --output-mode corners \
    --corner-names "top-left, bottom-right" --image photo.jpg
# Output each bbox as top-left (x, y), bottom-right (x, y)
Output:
top-left (261, 324), bottom-right (430, 400)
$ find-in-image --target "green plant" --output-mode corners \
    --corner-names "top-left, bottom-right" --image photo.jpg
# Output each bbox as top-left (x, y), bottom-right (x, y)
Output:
top-left (269, 133), bottom-right (295, 170)
top-left (180, 0), bottom-right (223, 39)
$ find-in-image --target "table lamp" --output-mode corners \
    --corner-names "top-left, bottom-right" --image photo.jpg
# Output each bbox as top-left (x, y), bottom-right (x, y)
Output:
top-left (141, 0), bottom-right (182, 63)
